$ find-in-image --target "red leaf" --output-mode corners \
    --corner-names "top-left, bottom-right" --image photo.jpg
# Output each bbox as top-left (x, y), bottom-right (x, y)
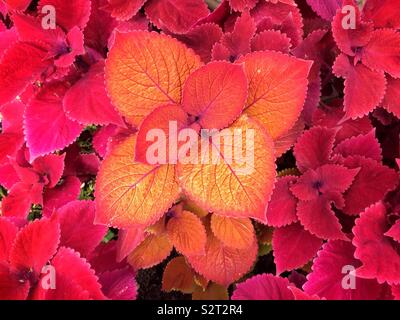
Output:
top-left (266, 176), bottom-right (298, 227)
top-left (0, 264), bottom-right (30, 300)
top-left (0, 217), bottom-right (18, 262)
top-left (0, 42), bottom-right (50, 105)
top-left (251, 1), bottom-right (303, 47)
top-left (304, 240), bottom-right (390, 299)
top-left (24, 83), bottom-right (84, 161)
top-left (273, 223), bottom-right (323, 274)
top-left (228, 0), bottom-right (258, 12)
top-left (57, 200), bottom-right (108, 257)
top-left (290, 165), bottom-right (360, 201)
top-left (232, 274), bottom-right (294, 300)
top-left (361, 29), bottom-right (400, 79)
top-left (32, 154), bottom-right (65, 188)
top-left (333, 54), bottom-right (387, 119)
top-left (333, 130), bottom-right (382, 162)
top-left (9, 216), bottom-right (60, 275)
top-left (0, 163), bottom-right (19, 190)
top-left (144, 0), bottom-right (209, 34)
top-left (99, 267), bottom-right (138, 300)
top-left (4, 0), bottom-right (31, 11)
top-left (332, 3), bottom-right (373, 56)
top-left (385, 220), bottom-right (400, 244)
top-left (1, 182), bottom-right (43, 218)
top-left (363, 0), bottom-right (400, 29)
top-left (173, 23), bottom-right (223, 63)
top-left (220, 11), bottom-right (256, 60)
top-left (42, 176), bottom-right (82, 217)
top-left (64, 61), bottom-right (124, 126)
top-left (340, 156), bottom-right (398, 215)
top-left (251, 30), bottom-right (291, 53)
top-left (182, 61), bottom-right (247, 129)
top-left (382, 76), bottom-right (400, 118)
top-left (38, 0), bottom-right (91, 30)
top-left (296, 195), bottom-right (347, 240)
top-left (293, 126), bottom-right (336, 172)
top-left (105, 0), bottom-right (146, 21)
top-left (353, 202), bottom-right (400, 284)
top-left (305, 0), bottom-right (342, 21)
top-left (36, 247), bottom-right (105, 300)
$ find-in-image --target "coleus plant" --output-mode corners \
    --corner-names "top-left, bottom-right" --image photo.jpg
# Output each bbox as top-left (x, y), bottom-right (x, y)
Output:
top-left (0, 0), bottom-right (400, 300)
top-left (94, 28), bottom-right (312, 286)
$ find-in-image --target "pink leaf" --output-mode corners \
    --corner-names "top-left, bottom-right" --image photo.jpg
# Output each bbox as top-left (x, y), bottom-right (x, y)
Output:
top-left (306, 0), bottom-right (342, 21)
top-left (361, 29), bottom-right (400, 79)
top-left (105, 0), bottom-right (146, 21)
top-left (64, 61), bottom-right (124, 126)
top-left (99, 267), bottom-right (138, 300)
top-left (304, 240), bottom-right (391, 299)
top-left (340, 156), bottom-right (398, 215)
top-left (42, 176), bottom-right (82, 217)
top-left (38, 0), bottom-right (91, 30)
top-left (220, 11), bottom-right (256, 61)
top-left (251, 30), bottom-right (291, 53)
top-left (266, 176), bottom-right (298, 227)
top-left (1, 182), bottom-right (43, 218)
top-left (0, 42), bottom-right (50, 105)
top-left (273, 223), bottom-right (322, 274)
top-left (229, 0), bottom-right (258, 12)
top-left (173, 23), bottom-right (223, 63)
top-left (31, 154), bottom-right (65, 188)
top-left (24, 83), bottom-right (84, 161)
top-left (382, 76), bottom-right (400, 118)
top-left (296, 195), bottom-right (347, 240)
top-left (232, 274), bottom-right (294, 300)
top-left (333, 130), bottom-right (382, 162)
top-left (9, 216), bottom-right (60, 275)
top-left (333, 54), bottom-right (387, 119)
top-left (35, 247), bottom-right (105, 300)
top-left (294, 126), bottom-right (336, 172)
top-left (57, 201), bottom-right (108, 257)
top-left (353, 202), bottom-right (400, 284)
top-left (144, 0), bottom-right (209, 34)
top-left (0, 217), bottom-right (18, 262)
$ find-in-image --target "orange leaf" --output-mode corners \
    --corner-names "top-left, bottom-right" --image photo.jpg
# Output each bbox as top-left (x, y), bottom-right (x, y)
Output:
top-left (176, 115), bottom-right (276, 223)
top-left (166, 210), bottom-right (207, 255)
top-left (95, 134), bottom-right (180, 228)
top-left (192, 283), bottom-right (229, 300)
top-left (238, 51), bottom-right (312, 139)
top-left (187, 233), bottom-right (258, 286)
top-left (127, 233), bottom-right (172, 270)
top-left (210, 214), bottom-right (255, 249)
top-left (194, 273), bottom-right (209, 290)
top-left (183, 198), bottom-right (209, 218)
top-left (162, 256), bottom-right (196, 294)
top-left (105, 31), bottom-right (202, 126)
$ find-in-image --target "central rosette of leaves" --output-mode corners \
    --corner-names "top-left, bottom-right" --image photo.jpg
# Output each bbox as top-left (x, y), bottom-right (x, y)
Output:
top-left (94, 30), bottom-right (311, 286)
